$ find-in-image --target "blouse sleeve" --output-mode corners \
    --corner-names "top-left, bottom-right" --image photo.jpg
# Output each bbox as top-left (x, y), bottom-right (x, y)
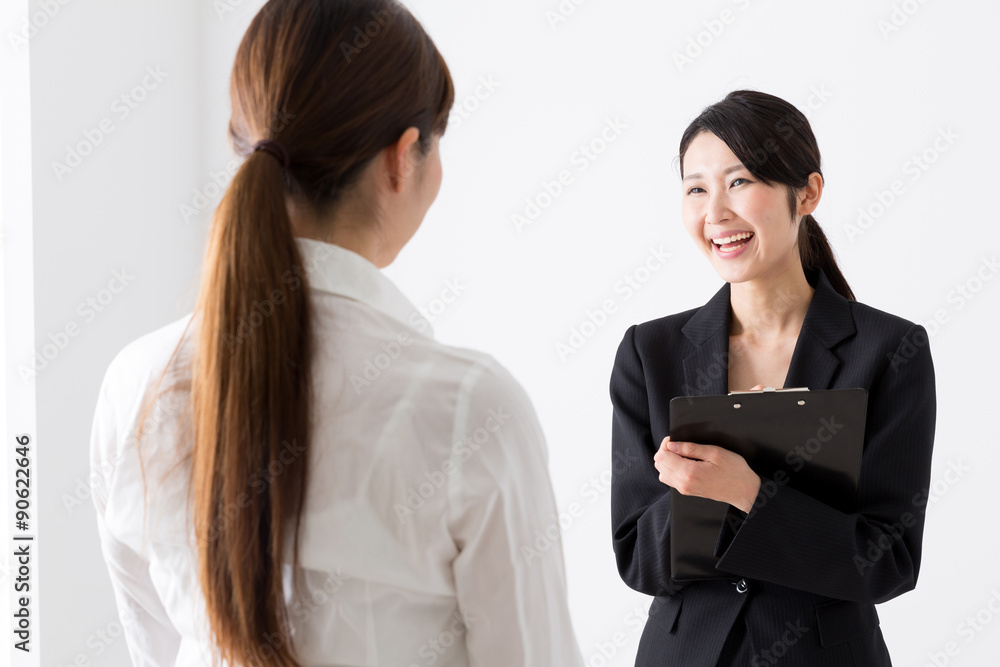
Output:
top-left (447, 357), bottom-right (584, 666)
top-left (90, 360), bottom-right (182, 666)
top-left (713, 323), bottom-right (937, 603)
top-left (609, 324), bottom-right (692, 598)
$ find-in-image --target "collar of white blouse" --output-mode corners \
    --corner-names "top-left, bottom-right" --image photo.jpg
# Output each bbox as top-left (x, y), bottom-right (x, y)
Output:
top-left (292, 236), bottom-right (435, 338)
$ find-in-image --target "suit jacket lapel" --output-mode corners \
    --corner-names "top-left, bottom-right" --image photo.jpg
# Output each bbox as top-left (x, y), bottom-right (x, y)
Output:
top-left (680, 267), bottom-right (856, 396)
top-left (679, 280), bottom-right (731, 397)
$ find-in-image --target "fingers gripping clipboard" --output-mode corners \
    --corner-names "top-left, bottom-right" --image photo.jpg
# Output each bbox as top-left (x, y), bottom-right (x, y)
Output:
top-left (667, 387), bottom-right (868, 581)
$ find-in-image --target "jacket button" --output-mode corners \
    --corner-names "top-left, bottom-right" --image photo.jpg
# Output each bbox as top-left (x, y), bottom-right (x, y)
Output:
top-left (735, 578), bottom-right (749, 593)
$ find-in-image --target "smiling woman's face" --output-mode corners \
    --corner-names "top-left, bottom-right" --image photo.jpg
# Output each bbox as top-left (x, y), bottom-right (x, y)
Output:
top-left (680, 130), bottom-right (803, 284)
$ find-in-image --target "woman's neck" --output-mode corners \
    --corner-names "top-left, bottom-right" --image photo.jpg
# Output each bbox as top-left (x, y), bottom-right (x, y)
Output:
top-left (729, 261), bottom-right (816, 341)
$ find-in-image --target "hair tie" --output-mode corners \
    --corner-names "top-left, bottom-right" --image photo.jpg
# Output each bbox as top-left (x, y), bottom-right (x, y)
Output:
top-left (253, 139), bottom-right (291, 169)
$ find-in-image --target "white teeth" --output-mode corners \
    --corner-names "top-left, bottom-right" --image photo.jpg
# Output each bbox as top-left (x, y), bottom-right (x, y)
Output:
top-left (712, 232), bottom-right (753, 245)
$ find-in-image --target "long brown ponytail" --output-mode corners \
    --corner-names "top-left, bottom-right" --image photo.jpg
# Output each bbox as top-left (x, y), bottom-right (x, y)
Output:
top-left (678, 90), bottom-right (855, 301)
top-left (132, 1), bottom-right (454, 665)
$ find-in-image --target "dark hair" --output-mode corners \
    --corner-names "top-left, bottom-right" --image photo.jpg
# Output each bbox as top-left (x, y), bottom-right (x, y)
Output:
top-left (678, 90), bottom-right (854, 301)
top-left (132, 1), bottom-right (454, 666)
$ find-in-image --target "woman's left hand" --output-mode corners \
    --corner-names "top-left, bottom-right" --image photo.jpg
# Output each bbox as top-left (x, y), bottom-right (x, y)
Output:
top-left (653, 436), bottom-right (762, 513)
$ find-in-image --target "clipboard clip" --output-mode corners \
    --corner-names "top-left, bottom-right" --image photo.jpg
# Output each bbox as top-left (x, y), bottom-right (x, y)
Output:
top-left (727, 386), bottom-right (810, 395)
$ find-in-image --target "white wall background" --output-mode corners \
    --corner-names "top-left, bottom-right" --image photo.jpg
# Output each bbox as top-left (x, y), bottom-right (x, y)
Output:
top-left (3, 0), bottom-right (998, 664)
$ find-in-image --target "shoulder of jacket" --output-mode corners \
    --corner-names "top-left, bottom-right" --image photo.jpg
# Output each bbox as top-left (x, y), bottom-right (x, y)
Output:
top-left (624, 305), bottom-right (702, 348)
top-left (844, 298), bottom-right (921, 342)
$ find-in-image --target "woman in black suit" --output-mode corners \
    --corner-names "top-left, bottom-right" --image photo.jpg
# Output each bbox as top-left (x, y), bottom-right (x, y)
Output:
top-left (609, 90), bottom-right (936, 666)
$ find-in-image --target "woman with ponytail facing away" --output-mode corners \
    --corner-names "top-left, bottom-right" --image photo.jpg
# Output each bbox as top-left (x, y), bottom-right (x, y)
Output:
top-left (89, 1), bottom-right (582, 665)
top-left (609, 90), bottom-right (936, 665)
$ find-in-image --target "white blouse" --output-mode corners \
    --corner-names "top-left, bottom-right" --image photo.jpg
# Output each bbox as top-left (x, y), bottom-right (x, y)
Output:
top-left (90, 237), bottom-right (584, 666)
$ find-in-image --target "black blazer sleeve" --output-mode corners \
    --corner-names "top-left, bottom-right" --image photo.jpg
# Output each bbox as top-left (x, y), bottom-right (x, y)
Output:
top-left (610, 323), bottom-right (689, 597)
top-left (712, 323), bottom-right (937, 603)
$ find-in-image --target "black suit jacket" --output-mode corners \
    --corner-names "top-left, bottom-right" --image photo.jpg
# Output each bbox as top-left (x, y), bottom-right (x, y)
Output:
top-left (609, 266), bottom-right (936, 666)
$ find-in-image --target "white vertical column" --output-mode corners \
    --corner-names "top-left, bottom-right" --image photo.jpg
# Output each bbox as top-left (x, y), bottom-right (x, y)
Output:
top-left (1, 0), bottom-right (38, 665)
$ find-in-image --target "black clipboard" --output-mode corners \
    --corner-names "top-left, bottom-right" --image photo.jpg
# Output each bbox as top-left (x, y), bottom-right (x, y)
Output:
top-left (667, 387), bottom-right (868, 581)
